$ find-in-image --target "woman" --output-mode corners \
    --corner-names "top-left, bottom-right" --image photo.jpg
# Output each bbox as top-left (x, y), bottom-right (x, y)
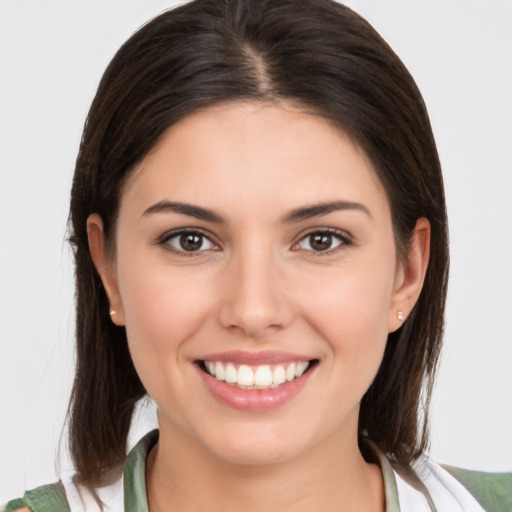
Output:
top-left (4, 0), bottom-right (511, 510)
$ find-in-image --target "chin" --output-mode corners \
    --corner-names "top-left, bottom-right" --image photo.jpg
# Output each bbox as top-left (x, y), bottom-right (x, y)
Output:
top-left (211, 439), bottom-right (301, 467)
top-left (194, 418), bottom-right (317, 467)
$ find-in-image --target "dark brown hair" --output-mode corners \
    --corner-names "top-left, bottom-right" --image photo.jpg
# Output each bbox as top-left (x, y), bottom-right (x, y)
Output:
top-left (68, 0), bottom-right (448, 485)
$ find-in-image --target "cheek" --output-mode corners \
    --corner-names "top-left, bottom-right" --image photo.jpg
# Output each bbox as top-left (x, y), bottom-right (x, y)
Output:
top-left (296, 260), bottom-right (395, 375)
top-left (115, 257), bottom-right (215, 378)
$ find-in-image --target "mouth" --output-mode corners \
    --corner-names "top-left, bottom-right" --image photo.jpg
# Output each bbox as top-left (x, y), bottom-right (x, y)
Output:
top-left (194, 351), bottom-right (319, 411)
top-left (197, 359), bottom-right (318, 390)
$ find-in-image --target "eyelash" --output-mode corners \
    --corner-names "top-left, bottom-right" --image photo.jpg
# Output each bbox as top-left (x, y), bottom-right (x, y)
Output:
top-left (158, 228), bottom-right (219, 256)
top-left (158, 228), bottom-right (352, 256)
top-left (292, 228), bottom-right (353, 256)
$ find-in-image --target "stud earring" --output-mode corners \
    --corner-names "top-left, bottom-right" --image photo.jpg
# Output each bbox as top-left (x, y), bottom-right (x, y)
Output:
top-left (397, 310), bottom-right (404, 321)
top-left (109, 310), bottom-right (117, 316)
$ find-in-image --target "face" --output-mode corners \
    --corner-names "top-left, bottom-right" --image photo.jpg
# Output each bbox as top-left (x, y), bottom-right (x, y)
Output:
top-left (90, 101), bottom-right (427, 466)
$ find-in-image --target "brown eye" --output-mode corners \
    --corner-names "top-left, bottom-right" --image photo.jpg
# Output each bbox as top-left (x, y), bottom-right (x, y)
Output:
top-left (164, 231), bottom-right (215, 253)
top-left (309, 233), bottom-right (334, 251)
top-left (180, 233), bottom-right (203, 251)
top-left (297, 230), bottom-right (348, 253)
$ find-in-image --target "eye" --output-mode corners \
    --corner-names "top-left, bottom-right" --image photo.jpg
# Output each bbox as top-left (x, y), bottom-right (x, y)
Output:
top-left (162, 230), bottom-right (216, 253)
top-left (296, 230), bottom-right (350, 253)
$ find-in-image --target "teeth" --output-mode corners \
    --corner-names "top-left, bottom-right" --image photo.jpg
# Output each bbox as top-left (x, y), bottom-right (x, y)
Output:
top-left (272, 365), bottom-right (286, 384)
top-left (286, 363), bottom-right (296, 382)
top-left (225, 363), bottom-right (237, 383)
top-left (204, 360), bottom-right (311, 388)
top-left (238, 365), bottom-right (254, 386)
top-left (254, 365), bottom-right (273, 386)
top-left (295, 361), bottom-right (309, 377)
top-left (215, 361), bottom-right (225, 381)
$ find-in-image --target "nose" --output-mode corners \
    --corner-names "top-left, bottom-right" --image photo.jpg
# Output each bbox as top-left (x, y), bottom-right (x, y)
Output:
top-left (216, 246), bottom-right (293, 339)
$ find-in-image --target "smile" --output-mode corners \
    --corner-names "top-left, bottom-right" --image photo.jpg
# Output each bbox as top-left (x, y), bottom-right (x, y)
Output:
top-left (202, 361), bottom-right (312, 389)
top-left (195, 351), bottom-right (318, 411)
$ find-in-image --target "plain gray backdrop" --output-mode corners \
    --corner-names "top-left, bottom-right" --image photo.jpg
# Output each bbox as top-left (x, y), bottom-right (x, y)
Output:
top-left (1, 0), bottom-right (511, 502)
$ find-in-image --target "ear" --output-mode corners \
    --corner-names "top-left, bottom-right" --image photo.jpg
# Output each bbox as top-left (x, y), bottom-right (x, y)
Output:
top-left (87, 213), bottom-right (125, 326)
top-left (388, 217), bottom-right (431, 332)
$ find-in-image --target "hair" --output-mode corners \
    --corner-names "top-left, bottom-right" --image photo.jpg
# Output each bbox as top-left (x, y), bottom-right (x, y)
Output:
top-left (68, 0), bottom-right (449, 486)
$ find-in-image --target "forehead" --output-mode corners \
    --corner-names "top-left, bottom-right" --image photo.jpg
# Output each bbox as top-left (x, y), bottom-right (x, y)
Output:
top-left (121, 101), bottom-right (389, 220)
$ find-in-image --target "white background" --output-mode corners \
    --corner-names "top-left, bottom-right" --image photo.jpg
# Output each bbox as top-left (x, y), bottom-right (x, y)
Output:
top-left (1, 0), bottom-right (511, 502)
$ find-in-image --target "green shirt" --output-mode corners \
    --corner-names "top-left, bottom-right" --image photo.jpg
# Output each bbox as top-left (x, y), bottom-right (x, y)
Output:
top-left (4, 430), bottom-right (511, 511)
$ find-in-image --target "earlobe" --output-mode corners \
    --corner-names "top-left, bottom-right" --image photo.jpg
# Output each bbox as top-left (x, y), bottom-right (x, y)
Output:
top-left (87, 214), bottom-right (125, 325)
top-left (388, 217), bottom-right (431, 332)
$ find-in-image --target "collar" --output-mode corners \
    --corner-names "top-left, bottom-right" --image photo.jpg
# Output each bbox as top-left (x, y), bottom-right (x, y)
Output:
top-left (122, 429), bottom-right (416, 512)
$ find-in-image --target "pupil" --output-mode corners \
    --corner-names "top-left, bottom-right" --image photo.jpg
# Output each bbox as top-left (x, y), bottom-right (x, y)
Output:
top-left (310, 233), bottom-right (332, 251)
top-left (180, 233), bottom-right (202, 251)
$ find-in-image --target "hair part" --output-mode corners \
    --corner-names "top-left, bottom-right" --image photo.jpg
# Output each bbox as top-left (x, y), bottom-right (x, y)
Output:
top-left (68, 0), bottom-right (448, 485)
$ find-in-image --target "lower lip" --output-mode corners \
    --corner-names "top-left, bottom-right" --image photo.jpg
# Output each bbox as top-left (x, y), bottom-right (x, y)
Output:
top-left (196, 364), bottom-right (315, 412)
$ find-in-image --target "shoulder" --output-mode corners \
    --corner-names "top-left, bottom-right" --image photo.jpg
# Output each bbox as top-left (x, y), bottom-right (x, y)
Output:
top-left (2, 431), bottom-right (156, 512)
top-left (442, 465), bottom-right (512, 512)
top-left (2, 502), bottom-right (31, 512)
top-left (411, 457), bottom-right (512, 512)
top-left (3, 475), bottom-right (124, 512)
top-left (3, 482), bottom-right (70, 512)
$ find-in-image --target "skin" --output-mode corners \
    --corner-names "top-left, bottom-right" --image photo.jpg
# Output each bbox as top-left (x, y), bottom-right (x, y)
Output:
top-left (88, 101), bottom-right (430, 512)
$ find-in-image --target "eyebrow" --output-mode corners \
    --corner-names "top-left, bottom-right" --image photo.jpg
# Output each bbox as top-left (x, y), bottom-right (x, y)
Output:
top-left (282, 200), bottom-right (372, 223)
top-left (142, 201), bottom-right (226, 223)
top-left (142, 199), bottom-right (371, 224)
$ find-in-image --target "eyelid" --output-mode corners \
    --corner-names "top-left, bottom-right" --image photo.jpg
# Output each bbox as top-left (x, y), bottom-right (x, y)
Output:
top-left (156, 226), bottom-right (352, 256)
top-left (292, 227), bottom-right (353, 254)
top-left (157, 227), bottom-right (220, 254)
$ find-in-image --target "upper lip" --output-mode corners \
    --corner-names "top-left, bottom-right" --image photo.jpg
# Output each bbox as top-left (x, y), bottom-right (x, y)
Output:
top-left (198, 350), bottom-right (314, 365)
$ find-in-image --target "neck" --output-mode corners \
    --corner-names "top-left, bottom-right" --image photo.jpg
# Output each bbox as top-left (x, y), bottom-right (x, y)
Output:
top-left (146, 422), bottom-right (385, 512)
